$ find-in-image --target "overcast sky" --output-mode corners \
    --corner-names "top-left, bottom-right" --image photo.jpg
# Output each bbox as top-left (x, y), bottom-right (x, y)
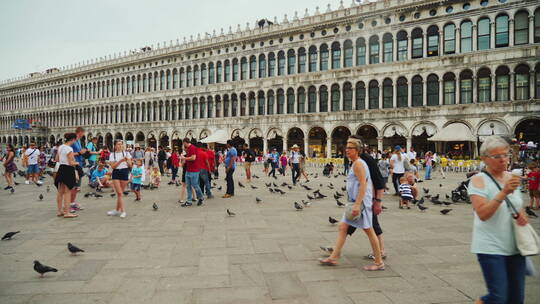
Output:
top-left (0, 0), bottom-right (346, 82)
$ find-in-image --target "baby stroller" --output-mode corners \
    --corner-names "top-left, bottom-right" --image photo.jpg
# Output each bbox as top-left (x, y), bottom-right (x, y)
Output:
top-left (451, 172), bottom-right (476, 203)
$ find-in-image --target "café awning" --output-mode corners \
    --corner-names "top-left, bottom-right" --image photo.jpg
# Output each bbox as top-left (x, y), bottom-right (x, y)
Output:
top-left (200, 130), bottom-right (228, 144)
top-left (428, 123), bottom-right (475, 142)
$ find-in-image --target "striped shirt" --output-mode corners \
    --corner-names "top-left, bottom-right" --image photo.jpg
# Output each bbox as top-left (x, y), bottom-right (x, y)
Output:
top-left (399, 183), bottom-right (413, 200)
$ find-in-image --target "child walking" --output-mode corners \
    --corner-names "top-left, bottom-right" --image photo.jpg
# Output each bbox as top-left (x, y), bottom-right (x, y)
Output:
top-left (131, 159), bottom-right (144, 201)
top-left (527, 162), bottom-right (540, 209)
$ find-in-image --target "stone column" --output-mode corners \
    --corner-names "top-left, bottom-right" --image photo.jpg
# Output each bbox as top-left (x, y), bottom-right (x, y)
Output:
top-left (408, 36), bottom-right (413, 60)
top-left (529, 16), bottom-right (535, 45)
top-left (472, 25), bottom-right (477, 51)
top-left (339, 87), bottom-right (344, 112)
top-left (439, 79), bottom-right (444, 105)
top-left (491, 74), bottom-right (496, 102)
top-left (304, 136), bottom-right (309, 157)
top-left (490, 21), bottom-right (495, 48)
top-left (326, 136), bottom-right (332, 159)
top-left (407, 78), bottom-right (413, 107)
top-left (509, 72), bottom-right (515, 101)
top-left (283, 137), bottom-right (288, 152)
top-left (530, 71), bottom-right (535, 100)
top-left (422, 33), bottom-right (427, 57)
top-left (406, 136), bottom-right (412, 153)
top-left (472, 76), bottom-right (477, 103)
top-left (509, 19), bottom-right (514, 47)
top-left (377, 136), bottom-right (383, 153)
top-left (263, 137), bottom-right (268, 155)
top-left (378, 82), bottom-right (383, 109)
top-left (393, 35), bottom-right (398, 62)
top-left (393, 80), bottom-right (398, 108)
top-left (456, 77), bottom-right (461, 104)
top-left (316, 88), bottom-right (320, 112)
top-left (423, 80), bottom-right (428, 106)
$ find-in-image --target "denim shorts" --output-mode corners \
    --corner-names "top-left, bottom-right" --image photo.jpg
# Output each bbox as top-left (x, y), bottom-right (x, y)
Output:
top-left (27, 164), bottom-right (39, 174)
top-left (131, 183), bottom-right (141, 191)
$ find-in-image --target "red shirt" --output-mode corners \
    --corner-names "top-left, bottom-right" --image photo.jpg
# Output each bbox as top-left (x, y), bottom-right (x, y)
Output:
top-left (186, 144), bottom-right (198, 172)
top-left (196, 149), bottom-right (208, 171)
top-left (206, 150), bottom-right (215, 171)
top-left (171, 152), bottom-right (180, 168)
top-left (528, 171), bottom-right (540, 190)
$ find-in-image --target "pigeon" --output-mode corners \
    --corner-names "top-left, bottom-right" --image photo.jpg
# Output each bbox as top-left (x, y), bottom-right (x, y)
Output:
top-left (67, 242), bottom-right (84, 255)
top-left (238, 182), bottom-right (245, 188)
top-left (152, 202), bottom-right (159, 210)
top-left (272, 182), bottom-right (278, 187)
top-left (227, 209), bottom-right (235, 216)
top-left (525, 207), bottom-right (538, 218)
top-left (84, 192), bottom-right (94, 198)
top-left (432, 199), bottom-right (443, 205)
top-left (320, 246), bottom-right (333, 253)
top-left (265, 183), bottom-right (271, 187)
top-left (38, 194), bottom-right (43, 201)
top-left (294, 202), bottom-right (303, 210)
top-left (418, 197), bottom-right (425, 205)
top-left (439, 184), bottom-right (443, 187)
top-left (34, 260), bottom-right (58, 277)
top-left (110, 193), bottom-right (116, 197)
top-left (336, 200), bottom-right (344, 207)
top-left (287, 185), bottom-right (292, 190)
top-left (440, 209), bottom-right (452, 215)
top-left (445, 194), bottom-right (450, 199)
top-left (442, 201), bottom-right (453, 206)
top-left (317, 192), bottom-right (327, 198)
top-left (302, 200), bottom-right (311, 207)
top-left (303, 185), bottom-right (313, 191)
top-left (433, 194), bottom-right (440, 200)
top-left (255, 197), bottom-right (262, 203)
top-left (328, 185), bottom-right (334, 190)
top-left (2, 231), bottom-right (20, 240)
top-left (250, 185), bottom-right (258, 189)
top-left (341, 186), bottom-right (346, 191)
top-left (281, 182), bottom-right (288, 187)
top-left (423, 188), bottom-right (430, 194)
top-left (94, 193), bottom-right (103, 198)
top-left (269, 188), bottom-right (275, 193)
top-left (46, 186), bottom-right (50, 193)
top-left (333, 194), bottom-right (340, 200)
top-left (307, 194), bottom-right (314, 200)
top-left (217, 186), bottom-right (222, 191)
top-left (418, 204), bottom-right (428, 212)
top-left (328, 216), bottom-right (338, 224)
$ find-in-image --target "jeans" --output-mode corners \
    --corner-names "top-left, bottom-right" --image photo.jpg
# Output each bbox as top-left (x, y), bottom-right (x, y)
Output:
top-left (477, 253), bottom-right (525, 304)
top-left (291, 163), bottom-right (300, 184)
top-left (185, 171), bottom-right (203, 201)
top-left (344, 161), bottom-right (350, 175)
top-left (424, 165), bottom-right (432, 180)
top-left (269, 162), bottom-right (277, 178)
top-left (225, 168), bottom-right (235, 195)
top-left (392, 173), bottom-right (404, 194)
top-left (171, 167), bottom-right (178, 181)
top-left (199, 169), bottom-right (212, 197)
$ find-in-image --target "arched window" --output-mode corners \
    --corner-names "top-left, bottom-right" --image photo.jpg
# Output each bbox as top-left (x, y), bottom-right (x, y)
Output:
top-left (200, 98), bottom-right (206, 118)
top-left (223, 95), bottom-right (229, 117)
top-left (249, 56), bottom-right (256, 79)
top-left (478, 68), bottom-right (491, 102)
top-left (444, 23), bottom-right (455, 54)
top-left (320, 44), bottom-right (329, 71)
top-left (201, 64), bottom-right (207, 85)
top-left (412, 28), bottom-right (423, 58)
top-left (173, 69), bottom-right (178, 88)
top-left (267, 90), bottom-right (275, 114)
top-left (535, 7), bottom-right (540, 43)
top-left (143, 74), bottom-right (148, 92)
top-left (240, 57), bottom-right (248, 80)
top-left (278, 51), bottom-right (286, 75)
top-left (383, 78), bottom-right (393, 108)
top-left (397, 31), bottom-right (408, 61)
top-left (343, 41), bottom-right (353, 67)
top-left (232, 59), bottom-right (239, 81)
top-left (231, 94), bottom-right (238, 116)
top-left (287, 50), bottom-right (296, 75)
top-left (160, 71), bottom-right (165, 90)
top-left (277, 89), bottom-right (285, 114)
top-left (427, 74), bottom-right (439, 106)
top-left (368, 80), bottom-right (379, 109)
top-left (298, 87), bottom-right (306, 113)
top-left (193, 98), bottom-right (199, 119)
top-left (193, 65), bottom-right (200, 86)
top-left (185, 99), bottom-right (191, 120)
top-left (495, 66), bottom-right (510, 101)
top-left (259, 54), bottom-right (266, 78)
top-left (495, 14), bottom-right (509, 47)
top-left (331, 84), bottom-right (340, 112)
top-left (536, 63), bottom-right (540, 99)
top-left (427, 25), bottom-right (439, 57)
top-left (216, 61), bottom-right (223, 83)
top-left (268, 53), bottom-right (276, 77)
top-left (319, 85), bottom-right (328, 112)
top-left (514, 11), bottom-right (529, 45)
top-left (308, 86), bottom-right (316, 112)
top-left (308, 46), bottom-right (317, 72)
top-left (258, 91), bottom-right (265, 115)
top-left (298, 48), bottom-right (306, 73)
top-left (443, 73), bottom-right (456, 104)
top-left (397, 77), bottom-right (408, 107)
top-left (478, 17), bottom-right (491, 50)
top-left (515, 64), bottom-right (530, 100)
top-left (207, 97), bottom-right (213, 118)
top-left (224, 60), bottom-right (230, 82)
top-left (215, 96), bottom-right (221, 118)
top-left (355, 81), bottom-right (366, 110)
top-left (287, 88), bottom-right (295, 113)
top-left (343, 82), bottom-right (352, 110)
top-left (369, 36), bottom-right (380, 64)
top-left (240, 94), bottom-right (246, 116)
top-left (412, 76), bottom-right (423, 107)
top-left (356, 38), bottom-right (366, 65)
top-left (153, 72), bottom-right (158, 91)
top-left (460, 70), bottom-right (473, 104)
top-left (166, 70), bottom-right (172, 89)
top-left (461, 20), bottom-right (473, 52)
top-left (331, 42), bottom-right (341, 69)
top-left (208, 63), bottom-right (215, 84)
top-left (186, 67), bottom-right (192, 87)
top-left (383, 33), bottom-right (393, 62)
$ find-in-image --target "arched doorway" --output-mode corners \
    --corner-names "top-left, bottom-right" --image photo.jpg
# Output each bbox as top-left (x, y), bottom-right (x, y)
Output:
top-left (114, 132), bottom-right (123, 140)
top-left (382, 124), bottom-right (407, 152)
top-left (135, 132), bottom-right (145, 147)
top-left (97, 134), bottom-right (104, 149)
top-left (356, 125), bottom-right (378, 150)
top-left (308, 127), bottom-right (327, 157)
top-left (515, 118), bottom-right (540, 144)
top-left (287, 127), bottom-right (305, 152)
top-left (231, 129), bottom-right (246, 150)
top-left (49, 135), bottom-right (56, 145)
top-left (105, 133), bottom-right (113, 150)
top-left (248, 129), bottom-right (264, 155)
top-left (125, 132), bottom-right (134, 146)
top-left (171, 132), bottom-right (181, 151)
top-left (147, 133), bottom-right (157, 148)
top-left (159, 132), bottom-right (169, 148)
top-left (331, 126), bottom-right (351, 158)
top-left (411, 123), bottom-right (437, 155)
top-left (267, 128), bottom-right (284, 153)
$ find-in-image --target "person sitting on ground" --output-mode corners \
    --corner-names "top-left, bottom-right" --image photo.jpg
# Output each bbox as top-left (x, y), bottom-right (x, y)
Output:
top-left (405, 172), bottom-right (418, 200)
top-left (398, 176), bottom-right (413, 209)
top-left (150, 166), bottom-right (161, 188)
top-left (90, 162), bottom-right (110, 190)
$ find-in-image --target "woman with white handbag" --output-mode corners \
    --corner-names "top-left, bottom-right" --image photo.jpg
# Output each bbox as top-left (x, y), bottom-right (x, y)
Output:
top-left (468, 135), bottom-right (538, 304)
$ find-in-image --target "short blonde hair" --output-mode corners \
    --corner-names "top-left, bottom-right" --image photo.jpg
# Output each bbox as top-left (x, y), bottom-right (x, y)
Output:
top-left (346, 137), bottom-right (363, 151)
top-left (480, 136), bottom-right (509, 156)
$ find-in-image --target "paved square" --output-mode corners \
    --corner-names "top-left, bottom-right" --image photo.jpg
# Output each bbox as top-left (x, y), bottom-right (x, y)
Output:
top-left (1, 164), bottom-right (539, 304)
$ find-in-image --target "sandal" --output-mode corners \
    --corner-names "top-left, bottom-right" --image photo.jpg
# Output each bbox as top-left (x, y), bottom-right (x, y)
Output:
top-left (63, 213), bottom-right (78, 218)
top-left (318, 257), bottom-right (338, 266)
top-left (56, 213), bottom-right (64, 217)
top-left (365, 253), bottom-right (387, 260)
top-left (363, 262), bottom-right (385, 271)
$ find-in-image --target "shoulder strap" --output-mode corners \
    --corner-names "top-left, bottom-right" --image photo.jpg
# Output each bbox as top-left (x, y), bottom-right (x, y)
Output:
top-left (482, 170), bottom-right (519, 218)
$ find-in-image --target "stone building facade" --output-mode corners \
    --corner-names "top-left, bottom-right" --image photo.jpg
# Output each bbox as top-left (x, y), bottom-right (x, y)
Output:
top-left (1, 0), bottom-right (539, 157)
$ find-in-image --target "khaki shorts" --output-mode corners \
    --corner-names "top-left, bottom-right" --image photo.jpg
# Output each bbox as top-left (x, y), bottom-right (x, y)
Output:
top-left (244, 162), bottom-right (252, 169)
top-left (529, 189), bottom-right (540, 198)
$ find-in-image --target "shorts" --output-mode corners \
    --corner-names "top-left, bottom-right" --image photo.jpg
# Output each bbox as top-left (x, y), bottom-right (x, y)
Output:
top-left (264, 162), bottom-right (269, 169)
top-left (181, 168), bottom-right (186, 183)
top-left (529, 189), bottom-right (540, 198)
top-left (54, 162), bottom-right (60, 172)
top-left (75, 165), bottom-right (84, 187)
top-left (27, 164), bottom-right (39, 174)
top-left (112, 168), bottom-right (130, 181)
top-left (131, 183), bottom-right (141, 191)
top-left (244, 162), bottom-right (252, 169)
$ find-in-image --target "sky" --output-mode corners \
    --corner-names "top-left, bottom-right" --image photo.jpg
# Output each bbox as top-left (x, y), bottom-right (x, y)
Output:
top-left (0, 0), bottom-right (344, 82)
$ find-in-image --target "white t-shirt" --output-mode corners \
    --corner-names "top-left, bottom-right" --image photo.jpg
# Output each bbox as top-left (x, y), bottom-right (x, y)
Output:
top-left (58, 145), bottom-right (73, 165)
top-left (407, 151), bottom-right (417, 160)
top-left (290, 151), bottom-right (301, 164)
top-left (25, 148), bottom-right (40, 165)
top-left (109, 151), bottom-right (132, 169)
top-left (390, 153), bottom-right (405, 174)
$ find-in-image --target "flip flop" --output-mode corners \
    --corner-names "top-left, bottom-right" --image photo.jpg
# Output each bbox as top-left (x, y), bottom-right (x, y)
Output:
top-left (63, 213), bottom-right (78, 218)
top-left (318, 258), bottom-right (338, 266)
top-left (363, 263), bottom-right (385, 271)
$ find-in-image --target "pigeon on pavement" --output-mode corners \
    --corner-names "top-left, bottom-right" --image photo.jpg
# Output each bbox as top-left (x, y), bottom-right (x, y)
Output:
top-left (33, 260), bottom-right (58, 277)
top-left (2, 231), bottom-right (20, 240)
top-left (67, 243), bottom-right (84, 255)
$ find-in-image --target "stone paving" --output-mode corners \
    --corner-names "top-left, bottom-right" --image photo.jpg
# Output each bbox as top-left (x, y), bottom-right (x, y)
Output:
top-left (0, 164), bottom-right (539, 304)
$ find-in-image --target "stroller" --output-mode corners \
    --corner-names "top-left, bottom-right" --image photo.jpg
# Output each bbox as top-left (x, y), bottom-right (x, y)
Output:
top-left (451, 172), bottom-right (476, 203)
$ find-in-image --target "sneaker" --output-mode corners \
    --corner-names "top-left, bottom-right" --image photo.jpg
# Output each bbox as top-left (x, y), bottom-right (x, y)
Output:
top-left (25, 180), bottom-right (30, 185)
top-left (14, 182), bottom-right (20, 185)
top-left (4, 186), bottom-right (12, 190)
top-left (36, 180), bottom-right (43, 185)
top-left (107, 210), bottom-right (120, 216)
top-left (180, 202), bottom-right (192, 207)
top-left (70, 203), bottom-right (84, 210)
top-left (197, 199), bottom-right (203, 206)
top-left (119, 212), bottom-right (127, 218)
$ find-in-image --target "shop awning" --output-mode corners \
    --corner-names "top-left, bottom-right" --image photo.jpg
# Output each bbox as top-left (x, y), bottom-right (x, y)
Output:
top-left (200, 130), bottom-right (228, 144)
top-left (428, 123), bottom-right (475, 142)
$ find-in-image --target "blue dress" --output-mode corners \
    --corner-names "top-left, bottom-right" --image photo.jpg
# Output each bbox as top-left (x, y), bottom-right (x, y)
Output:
top-left (341, 159), bottom-right (374, 229)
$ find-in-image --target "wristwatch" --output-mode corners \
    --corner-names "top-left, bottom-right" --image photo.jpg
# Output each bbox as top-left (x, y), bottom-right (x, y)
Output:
top-left (374, 198), bottom-right (382, 202)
